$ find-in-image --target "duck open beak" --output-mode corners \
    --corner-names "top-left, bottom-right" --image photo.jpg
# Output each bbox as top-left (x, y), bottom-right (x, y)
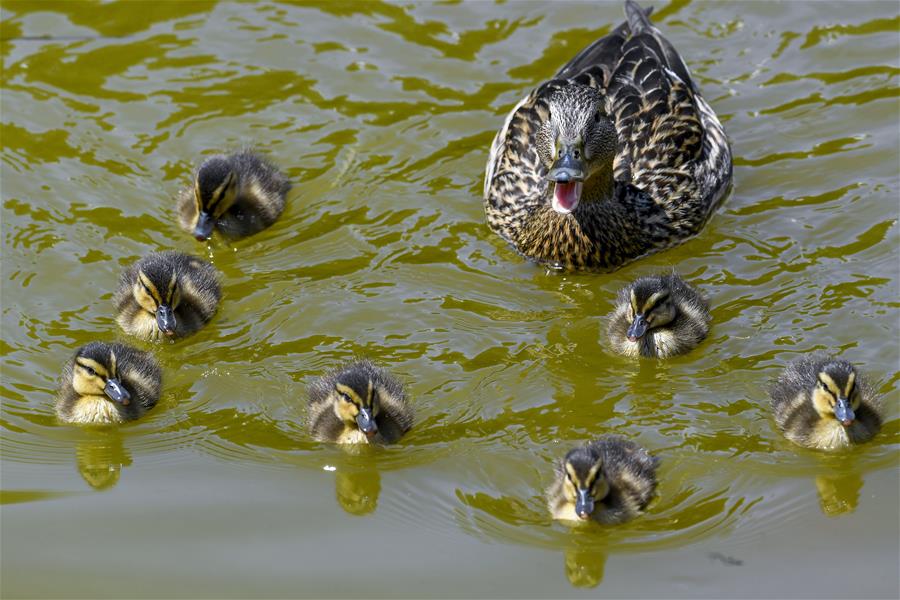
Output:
top-left (834, 397), bottom-right (855, 427)
top-left (193, 211), bottom-right (214, 241)
top-left (156, 304), bottom-right (176, 337)
top-left (547, 146), bottom-right (585, 214)
top-left (356, 407), bottom-right (378, 439)
top-left (104, 378), bottom-right (131, 406)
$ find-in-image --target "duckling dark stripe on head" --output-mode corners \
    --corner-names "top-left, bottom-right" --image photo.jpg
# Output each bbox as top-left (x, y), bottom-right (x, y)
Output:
top-left (335, 383), bottom-right (366, 407)
top-left (643, 291), bottom-right (668, 313)
top-left (75, 357), bottom-right (108, 378)
top-left (166, 272), bottom-right (177, 303)
top-left (137, 272), bottom-right (162, 305)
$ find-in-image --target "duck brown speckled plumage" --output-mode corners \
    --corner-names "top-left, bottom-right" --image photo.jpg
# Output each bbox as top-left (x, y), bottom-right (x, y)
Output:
top-left (484, 0), bottom-right (732, 270)
top-left (770, 354), bottom-right (882, 451)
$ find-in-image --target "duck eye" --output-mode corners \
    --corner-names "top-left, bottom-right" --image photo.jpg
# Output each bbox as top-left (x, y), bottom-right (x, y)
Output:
top-left (83, 366), bottom-right (96, 376)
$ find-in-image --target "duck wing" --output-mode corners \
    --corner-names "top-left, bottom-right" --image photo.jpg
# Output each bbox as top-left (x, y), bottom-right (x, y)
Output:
top-left (604, 1), bottom-right (731, 229)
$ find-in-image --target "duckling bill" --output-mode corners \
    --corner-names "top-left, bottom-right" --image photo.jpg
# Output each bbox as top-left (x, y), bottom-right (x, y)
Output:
top-left (308, 360), bottom-right (413, 445)
top-left (607, 273), bottom-right (710, 358)
top-left (177, 148), bottom-right (290, 241)
top-left (56, 342), bottom-right (161, 425)
top-left (770, 354), bottom-right (881, 450)
top-left (114, 251), bottom-right (221, 341)
top-left (547, 436), bottom-right (658, 524)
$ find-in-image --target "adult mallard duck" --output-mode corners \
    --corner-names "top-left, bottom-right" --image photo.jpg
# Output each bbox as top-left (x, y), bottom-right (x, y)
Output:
top-left (177, 148), bottom-right (290, 241)
top-left (547, 435), bottom-right (659, 524)
top-left (56, 342), bottom-right (162, 425)
top-left (114, 251), bottom-right (221, 341)
top-left (770, 354), bottom-right (882, 451)
top-left (308, 360), bottom-right (413, 445)
top-left (483, 0), bottom-right (732, 270)
top-left (607, 272), bottom-right (710, 358)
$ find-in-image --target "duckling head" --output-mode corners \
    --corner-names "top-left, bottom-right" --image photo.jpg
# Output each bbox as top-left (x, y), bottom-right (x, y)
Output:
top-left (536, 84), bottom-right (616, 214)
top-left (562, 446), bottom-right (610, 521)
top-left (192, 157), bottom-right (238, 240)
top-left (131, 261), bottom-right (182, 337)
top-left (626, 277), bottom-right (678, 342)
top-left (811, 360), bottom-right (860, 428)
top-left (330, 369), bottom-right (382, 440)
top-left (71, 343), bottom-right (132, 407)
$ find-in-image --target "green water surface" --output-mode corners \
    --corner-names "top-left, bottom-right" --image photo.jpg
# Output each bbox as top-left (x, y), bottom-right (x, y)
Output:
top-left (1, 1), bottom-right (898, 598)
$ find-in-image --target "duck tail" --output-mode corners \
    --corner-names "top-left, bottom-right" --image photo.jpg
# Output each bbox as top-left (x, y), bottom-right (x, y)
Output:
top-left (624, 0), bottom-right (698, 93)
top-left (625, 0), bottom-right (654, 34)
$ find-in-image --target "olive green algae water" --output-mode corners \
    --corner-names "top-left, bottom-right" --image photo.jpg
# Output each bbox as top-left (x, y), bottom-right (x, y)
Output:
top-left (1, 1), bottom-right (898, 598)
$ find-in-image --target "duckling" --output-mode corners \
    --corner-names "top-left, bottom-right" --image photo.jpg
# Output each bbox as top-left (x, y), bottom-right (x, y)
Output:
top-left (770, 354), bottom-right (881, 450)
top-left (483, 0), bottom-right (732, 270)
top-left (114, 251), bottom-right (220, 341)
top-left (547, 435), bottom-right (658, 524)
top-left (176, 148), bottom-right (291, 241)
top-left (308, 360), bottom-right (413, 445)
top-left (56, 341), bottom-right (161, 425)
top-left (607, 273), bottom-right (710, 358)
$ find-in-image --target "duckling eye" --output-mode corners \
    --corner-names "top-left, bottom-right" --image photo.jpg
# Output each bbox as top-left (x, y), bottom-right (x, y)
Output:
top-left (339, 392), bottom-right (354, 404)
top-left (83, 366), bottom-right (96, 376)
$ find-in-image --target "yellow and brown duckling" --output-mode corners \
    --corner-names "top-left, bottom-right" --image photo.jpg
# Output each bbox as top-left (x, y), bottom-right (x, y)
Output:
top-left (483, 0), bottom-right (731, 270)
top-left (56, 342), bottom-right (161, 425)
top-left (770, 354), bottom-right (881, 450)
top-left (177, 148), bottom-right (290, 241)
top-left (607, 273), bottom-right (710, 358)
top-left (547, 436), bottom-right (658, 524)
top-left (308, 360), bottom-right (413, 445)
top-left (114, 251), bottom-right (220, 341)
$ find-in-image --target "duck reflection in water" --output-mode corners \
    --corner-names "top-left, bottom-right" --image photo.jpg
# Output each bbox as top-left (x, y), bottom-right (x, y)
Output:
top-left (564, 546), bottom-right (608, 588)
top-left (75, 433), bottom-right (132, 491)
top-left (335, 469), bottom-right (382, 516)
top-left (815, 472), bottom-right (863, 517)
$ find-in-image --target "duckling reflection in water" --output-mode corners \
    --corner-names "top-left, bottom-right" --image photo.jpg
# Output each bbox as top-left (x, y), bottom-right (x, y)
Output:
top-left (564, 547), bottom-right (607, 588)
top-left (770, 354), bottom-right (881, 450)
top-left (816, 472), bottom-right (864, 517)
top-left (177, 148), bottom-right (290, 241)
top-left (114, 251), bottom-right (220, 341)
top-left (56, 342), bottom-right (161, 425)
top-left (76, 434), bottom-right (132, 491)
top-left (547, 436), bottom-right (658, 524)
top-left (308, 360), bottom-right (413, 444)
top-left (607, 273), bottom-right (710, 358)
top-left (335, 469), bottom-right (381, 516)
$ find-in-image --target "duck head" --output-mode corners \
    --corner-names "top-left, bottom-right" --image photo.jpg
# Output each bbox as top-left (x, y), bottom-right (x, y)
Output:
top-left (71, 342), bottom-right (132, 406)
top-left (537, 84), bottom-right (617, 215)
top-left (191, 157), bottom-right (238, 241)
top-left (811, 360), bottom-right (860, 427)
top-left (626, 277), bottom-right (678, 342)
top-left (561, 445), bottom-right (610, 521)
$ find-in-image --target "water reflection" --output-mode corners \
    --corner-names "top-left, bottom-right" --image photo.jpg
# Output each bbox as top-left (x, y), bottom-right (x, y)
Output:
top-left (74, 431), bottom-right (132, 491)
top-left (563, 545), bottom-right (608, 589)
top-left (335, 469), bottom-right (381, 515)
top-left (327, 450), bottom-right (383, 516)
top-left (815, 472), bottom-right (863, 517)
